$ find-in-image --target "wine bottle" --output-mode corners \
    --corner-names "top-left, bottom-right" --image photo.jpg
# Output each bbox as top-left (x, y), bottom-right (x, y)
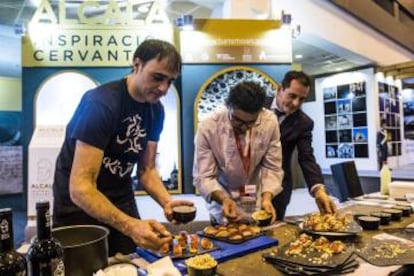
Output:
top-left (28, 202), bottom-right (64, 276)
top-left (0, 208), bottom-right (27, 275)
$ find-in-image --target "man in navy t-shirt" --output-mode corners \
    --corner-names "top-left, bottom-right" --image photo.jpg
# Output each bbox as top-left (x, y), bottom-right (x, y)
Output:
top-left (53, 39), bottom-right (194, 256)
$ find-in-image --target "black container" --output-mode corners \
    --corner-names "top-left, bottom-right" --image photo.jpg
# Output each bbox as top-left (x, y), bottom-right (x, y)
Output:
top-left (252, 210), bottom-right (272, 227)
top-left (357, 216), bottom-right (380, 230)
top-left (396, 202), bottom-right (413, 213)
top-left (172, 206), bottom-right (197, 223)
top-left (382, 208), bottom-right (403, 221)
top-left (370, 212), bottom-right (391, 225)
top-left (52, 225), bottom-right (109, 276)
top-left (392, 206), bottom-right (411, 217)
top-left (187, 264), bottom-right (217, 276)
top-left (28, 202), bottom-right (64, 275)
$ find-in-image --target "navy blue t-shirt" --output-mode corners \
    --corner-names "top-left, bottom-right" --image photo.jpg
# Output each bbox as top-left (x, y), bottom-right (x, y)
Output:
top-left (53, 78), bottom-right (164, 222)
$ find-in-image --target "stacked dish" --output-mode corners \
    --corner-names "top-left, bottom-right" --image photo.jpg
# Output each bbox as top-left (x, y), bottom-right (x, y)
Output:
top-left (263, 233), bottom-right (358, 275)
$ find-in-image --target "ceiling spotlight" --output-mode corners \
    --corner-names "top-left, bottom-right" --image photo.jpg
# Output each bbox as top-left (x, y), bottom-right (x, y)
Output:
top-left (14, 23), bottom-right (26, 35)
top-left (175, 14), bottom-right (194, 31)
top-left (295, 54), bottom-right (303, 59)
top-left (281, 10), bottom-right (292, 26)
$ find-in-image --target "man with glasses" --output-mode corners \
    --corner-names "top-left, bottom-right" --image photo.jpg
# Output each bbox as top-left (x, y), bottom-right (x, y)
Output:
top-left (193, 81), bottom-right (284, 225)
top-left (265, 70), bottom-right (336, 220)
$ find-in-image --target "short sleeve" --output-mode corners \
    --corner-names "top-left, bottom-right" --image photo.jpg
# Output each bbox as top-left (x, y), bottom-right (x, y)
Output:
top-left (148, 102), bottom-right (165, 142)
top-left (70, 99), bottom-right (115, 150)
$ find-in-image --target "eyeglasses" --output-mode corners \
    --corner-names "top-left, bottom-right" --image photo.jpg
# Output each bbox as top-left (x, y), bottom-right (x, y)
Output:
top-left (228, 109), bottom-right (258, 128)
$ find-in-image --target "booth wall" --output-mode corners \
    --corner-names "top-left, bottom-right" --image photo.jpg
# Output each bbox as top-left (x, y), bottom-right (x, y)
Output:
top-left (303, 68), bottom-right (377, 171)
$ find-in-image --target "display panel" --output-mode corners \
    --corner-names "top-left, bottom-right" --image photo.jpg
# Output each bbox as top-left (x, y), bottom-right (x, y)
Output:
top-left (378, 82), bottom-right (402, 156)
top-left (194, 66), bottom-right (279, 127)
top-left (0, 110), bottom-right (22, 195)
top-left (323, 82), bottom-right (368, 159)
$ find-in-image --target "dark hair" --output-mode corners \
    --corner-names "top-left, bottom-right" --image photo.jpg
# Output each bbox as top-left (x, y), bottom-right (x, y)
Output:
top-left (133, 39), bottom-right (182, 73)
top-left (281, 70), bottom-right (311, 90)
top-left (225, 81), bottom-right (266, 113)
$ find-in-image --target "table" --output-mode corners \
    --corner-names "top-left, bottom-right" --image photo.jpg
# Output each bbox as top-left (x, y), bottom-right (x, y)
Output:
top-left (215, 203), bottom-right (414, 276)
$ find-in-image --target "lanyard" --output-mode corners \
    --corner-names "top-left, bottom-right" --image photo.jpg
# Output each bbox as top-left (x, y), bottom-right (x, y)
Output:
top-left (234, 129), bottom-right (251, 180)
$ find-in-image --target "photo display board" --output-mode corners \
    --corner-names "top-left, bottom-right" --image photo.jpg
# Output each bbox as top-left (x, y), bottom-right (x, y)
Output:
top-left (378, 82), bottom-right (402, 156)
top-left (0, 111), bottom-right (22, 195)
top-left (323, 81), bottom-right (368, 158)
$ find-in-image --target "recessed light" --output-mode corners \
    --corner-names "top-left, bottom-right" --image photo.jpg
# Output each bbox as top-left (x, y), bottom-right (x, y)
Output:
top-left (294, 54), bottom-right (303, 59)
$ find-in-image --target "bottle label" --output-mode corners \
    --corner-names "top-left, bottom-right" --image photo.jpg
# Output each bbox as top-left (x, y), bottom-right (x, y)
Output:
top-left (0, 218), bottom-right (11, 240)
top-left (35, 258), bottom-right (65, 276)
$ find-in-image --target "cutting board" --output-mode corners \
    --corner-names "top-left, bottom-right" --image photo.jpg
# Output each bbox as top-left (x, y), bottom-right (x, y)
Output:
top-left (136, 235), bottom-right (278, 274)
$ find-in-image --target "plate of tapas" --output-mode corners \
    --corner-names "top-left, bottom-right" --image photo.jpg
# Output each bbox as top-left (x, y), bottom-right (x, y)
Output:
top-left (146, 231), bottom-right (218, 259)
top-left (199, 223), bottom-right (263, 244)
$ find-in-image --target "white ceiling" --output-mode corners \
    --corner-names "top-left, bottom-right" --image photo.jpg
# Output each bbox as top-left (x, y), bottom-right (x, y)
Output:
top-left (0, 0), bottom-right (373, 77)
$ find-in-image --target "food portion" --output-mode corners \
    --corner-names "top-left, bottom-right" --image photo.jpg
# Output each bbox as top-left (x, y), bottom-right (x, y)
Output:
top-left (155, 231), bottom-right (215, 258)
top-left (201, 223), bottom-right (262, 243)
top-left (283, 233), bottom-right (347, 265)
top-left (186, 253), bottom-right (217, 269)
top-left (303, 213), bottom-right (351, 232)
top-left (252, 210), bottom-right (272, 226)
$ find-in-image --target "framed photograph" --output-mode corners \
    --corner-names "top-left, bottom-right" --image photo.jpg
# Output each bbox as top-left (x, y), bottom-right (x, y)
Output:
top-left (337, 143), bottom-right (354, 158)
top-left (350, 82), bottom-right (366, 97)
top-left (352, 97), bottom-right (366, 112)
top-left (338, 114), bottom-right (353, 129)
top-left (325, 115), bottom-right (337, 130)
top-left (337, 99), bottom-right (352, 114)
top-left (324, 102), bottom-right (337, 115)
top-left (352, 128), bottom-right (368, 143)
top-left (354, 144), bottom-right (368, 158)
top-left (325, 130), bottom-right (338, 143)
top-left (391, 99), bottom-right (399, 113)
top-left (326, 145), bottom-right (338, 158)
top-left (379, 98), bottom-right (385, 111)
top-left (323, 87), bottom-right (337, 100)
top-left (384, 99), bottom-right (391, 113)
top-left (353, 113), bottom-right (367, 127)
top-left (339, 129), bottom-right (352, 143)
top-left (337, 84), bottom-right (350, 99)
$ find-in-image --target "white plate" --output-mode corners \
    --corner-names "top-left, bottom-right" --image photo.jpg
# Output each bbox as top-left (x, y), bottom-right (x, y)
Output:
top-left (298, 222), bottom-right (362, 237)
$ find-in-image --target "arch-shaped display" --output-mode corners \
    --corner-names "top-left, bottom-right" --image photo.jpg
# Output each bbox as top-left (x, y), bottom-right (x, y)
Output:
top-left (193, 66), bottom-right (279, 130)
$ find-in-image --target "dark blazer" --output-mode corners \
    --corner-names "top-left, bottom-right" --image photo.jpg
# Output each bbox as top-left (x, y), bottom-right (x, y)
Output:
top-left (264, 97), bottom-right (324, 218)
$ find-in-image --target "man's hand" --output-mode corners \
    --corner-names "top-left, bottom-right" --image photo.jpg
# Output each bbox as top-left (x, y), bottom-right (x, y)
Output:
top-left (126, 218), bottom-right (172, 251)
top-left (261, 200), bottom-right (277, 224)
top-left (314, 188), bottom-right (337, 215)
top-left (222, 198), bottom-right (242, 222)
top-left (163, 199), bottom-right (194, 223)
top-left (261, 192), bottom-right (277, 223)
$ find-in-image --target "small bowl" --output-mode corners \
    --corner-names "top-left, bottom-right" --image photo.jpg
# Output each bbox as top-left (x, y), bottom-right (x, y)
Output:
top-left (172, 206), bottom-right (197, 223)
top-left (252, 210), bottom-right (272, 226)
top-left (371, 212), bottom-right (391, 225)
top-left (396, 202), bottom-right (413, 213)
top-left (357, 216), bottom-right (380, 230)
top-left (186, 254), bottom-right (217, 276)
top-left (392, 205), bottom-right (411, 217)
top-left (383, 208), bottom-right (403, 221)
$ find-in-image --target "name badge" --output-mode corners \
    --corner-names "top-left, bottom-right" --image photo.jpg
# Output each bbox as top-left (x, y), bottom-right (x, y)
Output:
top-left (244, 185), bottom-right (256, 195)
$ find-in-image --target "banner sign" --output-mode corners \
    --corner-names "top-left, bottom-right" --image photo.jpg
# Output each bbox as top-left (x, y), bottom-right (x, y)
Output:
top-left (22, 0), bottom-right (173, 67)
top-left (180, 19), bottom-right (292, 64)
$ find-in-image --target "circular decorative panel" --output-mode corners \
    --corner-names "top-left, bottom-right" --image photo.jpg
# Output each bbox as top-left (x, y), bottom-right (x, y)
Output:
top-left (194, 66), bottom-right (279, 126)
